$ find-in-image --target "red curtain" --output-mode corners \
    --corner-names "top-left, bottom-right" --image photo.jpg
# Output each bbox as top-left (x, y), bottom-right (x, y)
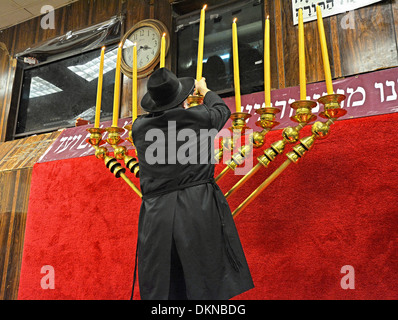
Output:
top-left (18, 113), bottom-right (398, 300)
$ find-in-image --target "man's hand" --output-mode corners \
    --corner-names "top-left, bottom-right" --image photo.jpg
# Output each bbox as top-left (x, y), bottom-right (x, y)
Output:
top-left (195, 77), bottom-right (210, 97)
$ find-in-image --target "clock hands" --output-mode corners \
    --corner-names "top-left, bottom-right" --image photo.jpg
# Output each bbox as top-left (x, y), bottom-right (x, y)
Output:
top-left (138, 45), bottom-right (152, 51)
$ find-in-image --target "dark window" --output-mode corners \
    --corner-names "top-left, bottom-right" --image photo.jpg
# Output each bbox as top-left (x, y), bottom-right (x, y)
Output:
top-left (175, 0), bottom-right (264, 97)
top-left (14, 45), bottom-right (118, 138)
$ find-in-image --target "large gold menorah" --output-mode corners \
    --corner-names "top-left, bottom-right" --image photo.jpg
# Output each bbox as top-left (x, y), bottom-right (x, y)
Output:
top-left (86, 93), bottom-right (347, 219)
top-left (85, 5), bottom-right (347, 220)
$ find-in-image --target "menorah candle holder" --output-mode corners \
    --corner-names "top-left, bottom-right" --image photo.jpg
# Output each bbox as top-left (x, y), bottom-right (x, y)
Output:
top-left (86, 127), bottom-right (142, 198)
top-left (318, 94), bottom-right (347, 119)
top-left (290, 100), bottom-right (318, 123)
top-left (224, 123), bottom-right (303, 199)
top-left (286, 94), bottom-right (347, 164)
top-left (258, 100), bottom-right (317, 167)
top-left (215, 112), bottom-right (252, 181)
top-left (224, 100), bottom-right (316, 199)
top-left (231, 94), bottom-right (346, 218)
top-left (186, 94), bottom-right (204, 108)
top-left (252, 107), bottom-right (281, 149)
top-left (105, 126), bottom-right (140, 178)
top-left (86, 128), bottom-right (107, 159)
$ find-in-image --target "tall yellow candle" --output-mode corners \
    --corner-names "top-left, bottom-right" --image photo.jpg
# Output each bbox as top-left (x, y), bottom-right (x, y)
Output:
top-left (196, 5), bottom-right (207, 81)
top-left (132, 43), bottom-right (138, 122)
top-left (112, 42), bottom-right (122, 127)
top-left (232, 18), bottom-right (241, 113)
top-left (160, 33), bottom-right (166, 68)
top-left (95, 46), bottom-right (105, 128)
top-left (264, 16), bottom-right (271, 107)
top-left (316, 5), bottom-right (334, 95)
top-left (298, 9), bottom-right (307, 100)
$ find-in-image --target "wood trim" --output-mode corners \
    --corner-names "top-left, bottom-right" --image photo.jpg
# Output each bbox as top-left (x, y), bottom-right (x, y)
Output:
top-left (392, 0), bottom-right (398, 53)
top-left (0, 168), bottom-right (32, 300)
top-left (0, 51), bottom-right (16, 142)
top-left (274, 0), bottom-right (285, 89)
top-left (330, 16), bottom-right (342, 79)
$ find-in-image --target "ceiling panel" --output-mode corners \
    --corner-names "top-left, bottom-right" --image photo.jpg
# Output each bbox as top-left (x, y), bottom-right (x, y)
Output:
top-left (0, 0), bottom-right (78, 31)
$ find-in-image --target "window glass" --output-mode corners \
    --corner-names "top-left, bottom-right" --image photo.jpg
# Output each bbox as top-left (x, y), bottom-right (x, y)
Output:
top-left (15, 45), bottom-right (118, 137)
top-left (176, 0), bottom-right (264, 96)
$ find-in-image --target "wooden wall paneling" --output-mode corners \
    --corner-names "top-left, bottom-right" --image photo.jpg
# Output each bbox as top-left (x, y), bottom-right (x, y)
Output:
top-left (337, 1), bottom-right (398, 77)
top-left (280, 0), bottom-right (299, 90)
top-left (34, 11), bottom-right (56, 50)
top-left (392, 0), bottom-right (398, 52)
top-left (0, 28), bottom-right (15, 57)
top-left (329, 16), bottom-right (342, 79)
top-left (89, 0), bottom-right (123, 26)
top-left (62, 1), bottom-right (94, 38)
top-left (0, 139), bottom-right (23, 169)
top-left (263, 0), bottom-right (279, 91)
top-left (274, 0), bottom-right (285, 89)
top-left (154, 0), bottom-right (173, 64)
top-left (0, 168), bottom-right (33, 300)
top-left (0, 131), bottom-right (61, 172)
top-left (12, 17), bottom-right (42, 57)
top-left (279, 0), bottom-right (336, 91)
top-left (0, 45), bottom-right (16, 142)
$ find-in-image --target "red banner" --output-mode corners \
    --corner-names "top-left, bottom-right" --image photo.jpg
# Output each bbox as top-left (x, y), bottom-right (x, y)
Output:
top-left (223, 66), bottom-right (398, 130)
top-left (39, 67), bottom-right (398, 163)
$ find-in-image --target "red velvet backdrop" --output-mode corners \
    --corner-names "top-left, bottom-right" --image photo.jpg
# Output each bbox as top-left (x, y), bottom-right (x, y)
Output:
top-left (18, 113), bottom-right (398, 300)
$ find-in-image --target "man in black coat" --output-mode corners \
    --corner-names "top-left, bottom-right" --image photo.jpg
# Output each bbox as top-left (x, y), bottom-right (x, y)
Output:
top-left (131, 68), bottom-right (254, 300)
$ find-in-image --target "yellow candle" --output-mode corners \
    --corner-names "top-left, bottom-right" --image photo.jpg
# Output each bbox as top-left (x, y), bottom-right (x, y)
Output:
top-left (298, 9), bottom-right (307, 100)
top-left (95, 46), bottom-right (105, 128)
top-left (232, 18), bottom-right (241, 113)
top-left (132, 43), bottom-right (138, 122)
top-left (160, 33), bottom-right (166, 68)
top-left (264, 16), bottom-right (271, 107)
top-left (112, 42), bottom-right (122, 127)
top-left (196, 5), bottom-right (207, 81)
top-left (316, 5), bottom-right (334, 95)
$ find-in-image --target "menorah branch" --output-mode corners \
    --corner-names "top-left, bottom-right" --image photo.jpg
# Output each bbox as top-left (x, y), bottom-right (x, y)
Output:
top-left (230, 94), bottom-right (346, 218)
top-left (224, 99), bottom-right (317, 199)
top-left (231, 159), bottom-right (292, 218)
top-left (86, 127), bottom-right (142, 198)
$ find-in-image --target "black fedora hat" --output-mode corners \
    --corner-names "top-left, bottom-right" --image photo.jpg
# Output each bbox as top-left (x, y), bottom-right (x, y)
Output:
top-left (141, 68), bottom-right (195, 113)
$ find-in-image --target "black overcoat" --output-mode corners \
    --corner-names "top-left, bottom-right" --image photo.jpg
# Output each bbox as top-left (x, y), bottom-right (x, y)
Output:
top-left (131, 91), bottom-right (254, 300)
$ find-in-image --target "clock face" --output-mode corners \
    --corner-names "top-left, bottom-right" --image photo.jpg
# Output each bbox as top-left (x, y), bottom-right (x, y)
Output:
top-left (123, 26), bottom-right (161, 70)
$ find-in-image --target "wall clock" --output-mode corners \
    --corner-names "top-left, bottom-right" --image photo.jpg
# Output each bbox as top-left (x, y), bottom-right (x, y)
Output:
top-left (120, 19), bottom-right (170, 79)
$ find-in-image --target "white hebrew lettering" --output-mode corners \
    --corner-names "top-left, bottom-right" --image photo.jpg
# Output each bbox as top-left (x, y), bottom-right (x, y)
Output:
top-left (386, 80), bottom-right (397, 102)
top-left (374, 82), bottom-right (384, 103)
top-left (346, 87), bottom-right (366, 107)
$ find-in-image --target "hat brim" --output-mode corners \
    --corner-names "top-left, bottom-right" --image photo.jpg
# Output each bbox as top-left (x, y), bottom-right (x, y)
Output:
top-left (141, 77), bottom-right (195, 113)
